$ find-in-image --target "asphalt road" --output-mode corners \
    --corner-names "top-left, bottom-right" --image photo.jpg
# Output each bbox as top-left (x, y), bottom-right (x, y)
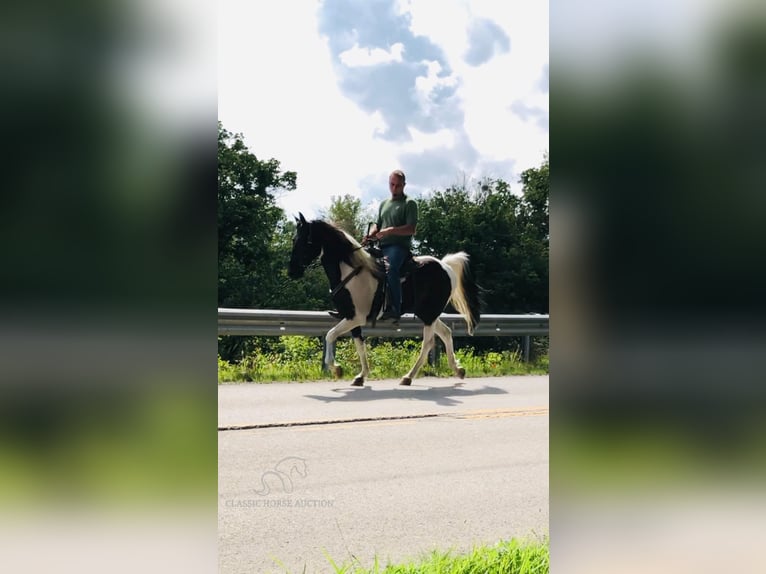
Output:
top-left (218, 376), bottom-right (548, 574)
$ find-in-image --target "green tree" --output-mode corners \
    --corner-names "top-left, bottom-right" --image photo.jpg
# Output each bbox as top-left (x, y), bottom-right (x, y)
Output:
top-left (320, 194), bottom-right (372, 239)
top-left (218, 122), bottom-right (296, 309)
top-left (416, 159), bottom-right (548, 315)
top-left (217, 123), bottom-right (347, 359)
top-left (218, 122), bottom-right (303, 361)
top-left (519, 155), bottom-right (549, 239)
top-left (517, 157), bottom-right (549, 314)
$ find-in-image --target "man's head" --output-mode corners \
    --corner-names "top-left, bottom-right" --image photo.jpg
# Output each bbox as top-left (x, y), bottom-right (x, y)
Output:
top-left (388, 170), bottom-right (406, 199)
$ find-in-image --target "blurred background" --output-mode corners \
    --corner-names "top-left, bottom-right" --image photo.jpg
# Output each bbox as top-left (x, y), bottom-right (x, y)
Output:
top-left (0, 0), bottom-right (216, 572)
top-left (3, 0), bottom-right (766, 572)
top-left (551, 0), bottom-right (766, 572)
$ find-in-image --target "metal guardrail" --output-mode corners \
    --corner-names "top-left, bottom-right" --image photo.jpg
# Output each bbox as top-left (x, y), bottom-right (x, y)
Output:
top-left (218, 308), bottom-right (549, 363)
top-left (218, 308), bottom-right (549, 338)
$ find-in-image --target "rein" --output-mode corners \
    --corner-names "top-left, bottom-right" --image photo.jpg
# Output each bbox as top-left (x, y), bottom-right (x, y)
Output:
top-left (330, 264), bottom-right (364, 298)
top-left (328, 243), bottom-right (381, 298)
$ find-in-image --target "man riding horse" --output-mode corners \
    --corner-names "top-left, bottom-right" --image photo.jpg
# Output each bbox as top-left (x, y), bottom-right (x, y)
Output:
top-left (365, 170), bottom-right (418, 324)
top-left (329, 169), bottom-right (417, 324)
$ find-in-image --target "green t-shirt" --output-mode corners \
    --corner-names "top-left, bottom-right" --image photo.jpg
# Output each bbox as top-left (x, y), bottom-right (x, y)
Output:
top-left (377, 195), bottom-right (418, 248)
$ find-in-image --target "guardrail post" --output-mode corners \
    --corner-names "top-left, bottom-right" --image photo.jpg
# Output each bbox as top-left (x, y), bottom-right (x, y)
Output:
top-left (522, 335), bottom-right (531, 363)
top-left (428, 341), bottom-right (441, 368)
top-left (321, 338), bottom-right (331, 372)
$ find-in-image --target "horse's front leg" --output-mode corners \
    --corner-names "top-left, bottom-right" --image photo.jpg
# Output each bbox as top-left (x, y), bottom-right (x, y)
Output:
top-left (324, 319), bottom-right (365, 381)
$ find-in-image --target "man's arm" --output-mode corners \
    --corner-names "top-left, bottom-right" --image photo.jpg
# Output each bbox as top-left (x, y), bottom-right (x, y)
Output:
top-left (374, 223), bottom-right (416, 239)
top-left (365, 202), bottom-right (385, 242)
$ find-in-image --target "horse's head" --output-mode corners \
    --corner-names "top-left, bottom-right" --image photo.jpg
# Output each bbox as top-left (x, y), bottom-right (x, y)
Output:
top-left (288, 213), bottom-right (321, 279)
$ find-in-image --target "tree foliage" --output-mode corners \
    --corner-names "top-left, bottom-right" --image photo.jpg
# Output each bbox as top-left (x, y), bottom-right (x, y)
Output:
top-left (217, 123), bottom-right (334, 360)
top-left (416, 158), bottom-right (548, 314)
top-left (218, 122), bottom-right (296, 309)
top-left (320, 194), bottom-right (373, 239)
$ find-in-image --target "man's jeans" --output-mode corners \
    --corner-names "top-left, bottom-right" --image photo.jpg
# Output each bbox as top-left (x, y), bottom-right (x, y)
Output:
top-left (382, 244), bottom-right (407, 315)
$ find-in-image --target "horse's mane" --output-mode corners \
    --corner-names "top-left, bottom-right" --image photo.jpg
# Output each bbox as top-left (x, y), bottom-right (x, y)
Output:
top-left (312, 220), bottom-right (379, 275)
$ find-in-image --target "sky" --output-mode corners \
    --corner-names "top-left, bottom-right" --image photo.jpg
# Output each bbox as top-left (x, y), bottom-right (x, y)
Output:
top-left (219, 0), bottom-right (549, 219)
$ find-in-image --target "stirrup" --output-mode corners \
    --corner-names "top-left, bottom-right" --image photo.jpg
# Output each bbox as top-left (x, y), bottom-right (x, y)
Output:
top-left (379, 310), bottom-right (400, 323)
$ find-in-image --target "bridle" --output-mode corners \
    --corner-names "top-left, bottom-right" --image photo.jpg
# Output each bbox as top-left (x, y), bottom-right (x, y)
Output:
top-left (296, 220), bottom-right (368, 289)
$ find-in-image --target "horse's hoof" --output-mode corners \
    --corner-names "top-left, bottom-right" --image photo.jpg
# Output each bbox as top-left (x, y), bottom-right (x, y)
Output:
top-left (400, 377), bottom-right (412, 386)
top-left (332, 365), bottom-right (343, 378)
top-left (457, 367), bottom-right (466, 379)
top-left (351, 377), bottom-right (364, 387)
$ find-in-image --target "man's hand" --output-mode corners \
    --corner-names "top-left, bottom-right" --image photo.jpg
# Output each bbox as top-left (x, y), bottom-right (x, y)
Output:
top-left (363, 225), bottom-right (380, 244)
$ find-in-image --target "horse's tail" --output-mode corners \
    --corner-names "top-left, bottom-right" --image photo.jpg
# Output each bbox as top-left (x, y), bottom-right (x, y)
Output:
top-left (441, 252), bottom-right (481, 335)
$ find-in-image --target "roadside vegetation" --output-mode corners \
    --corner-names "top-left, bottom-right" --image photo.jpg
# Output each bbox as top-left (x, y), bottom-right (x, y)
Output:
top-left (277, 537), bottom-right (549, 574)
top-left (218, 336), bottom-right (548, 383)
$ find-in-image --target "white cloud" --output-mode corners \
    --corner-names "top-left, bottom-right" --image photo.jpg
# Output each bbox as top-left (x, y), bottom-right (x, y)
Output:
top-left (396, 0), bottom-right (470, 65)
top-left (406, 127), bottom-right (456, 152)
top-left (219, 0), bottom-right (398, 218)
top-left (219, 0), bottom-right (548, 219)
top-left (459, 50), bottom-right (548, 168)
top-left (396, 0), bottom-right (548, 176)
top-left (413, 60), bottom-right (459, 117)
top-left (339, 43), bottom-right (405, 67)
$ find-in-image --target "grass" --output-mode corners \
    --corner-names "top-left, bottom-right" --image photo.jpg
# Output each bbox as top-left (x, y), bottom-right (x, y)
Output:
top-left (275, 538), bottom-right (548, 574)
top-left (218, 336), bottom-right (548, 383)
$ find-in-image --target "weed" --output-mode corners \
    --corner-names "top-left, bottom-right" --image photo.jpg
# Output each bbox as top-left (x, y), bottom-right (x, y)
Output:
top-left (218, 338), bottom-right (548, 383)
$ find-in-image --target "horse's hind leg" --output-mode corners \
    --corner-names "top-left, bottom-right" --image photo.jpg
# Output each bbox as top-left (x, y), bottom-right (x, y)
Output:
top-left (351, 329), bottom-right (370, 386)
top-left (400, 325), bottom-right (435, 386)
top-left (433, 319), bottom-right (465, 379)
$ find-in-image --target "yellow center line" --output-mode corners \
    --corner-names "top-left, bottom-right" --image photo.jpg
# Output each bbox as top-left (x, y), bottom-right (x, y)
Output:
top-left (291, 406), bottom-right (548, 431)
top-left (450, 406), bottom-right (549, 420)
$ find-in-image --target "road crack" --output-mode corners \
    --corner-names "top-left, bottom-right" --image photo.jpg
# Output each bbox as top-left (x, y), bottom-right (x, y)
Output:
top-left (218, 406), bottom-right (547, 431)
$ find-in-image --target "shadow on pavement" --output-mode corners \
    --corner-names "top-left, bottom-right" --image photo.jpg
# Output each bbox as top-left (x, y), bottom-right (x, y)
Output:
top-left (303, 382), bottom-right (508, 407)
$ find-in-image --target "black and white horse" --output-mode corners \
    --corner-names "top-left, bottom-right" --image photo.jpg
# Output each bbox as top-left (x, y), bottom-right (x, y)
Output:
top-left (287, 213), bottom-right (481, 386)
